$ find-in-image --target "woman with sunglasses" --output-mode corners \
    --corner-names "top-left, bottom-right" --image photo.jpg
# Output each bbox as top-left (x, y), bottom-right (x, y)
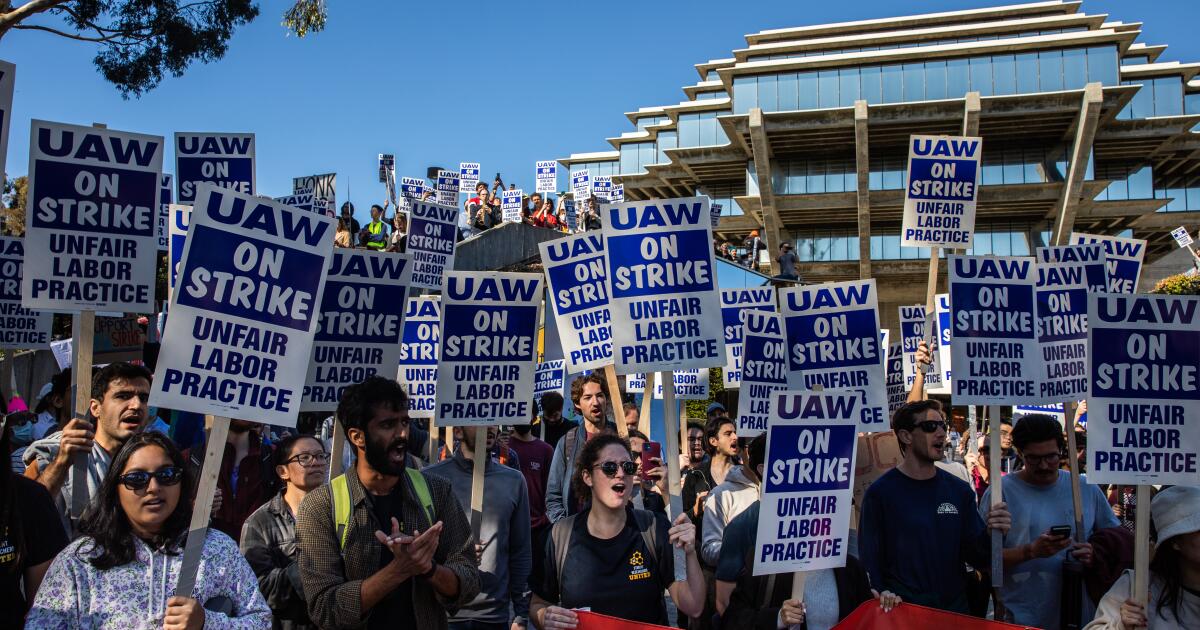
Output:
top-left (241, 434), bottom-right (330, 630)
top-left (27, 432), bottom-right (271, 629)
top-left (532, 434), bottom-right (705, 629)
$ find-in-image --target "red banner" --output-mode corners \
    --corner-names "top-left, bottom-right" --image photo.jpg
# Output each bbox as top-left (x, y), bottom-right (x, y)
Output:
top-left (575, 610), bottom-right (675, 630)
top-left (833, 601), bottom-right (1040, 630)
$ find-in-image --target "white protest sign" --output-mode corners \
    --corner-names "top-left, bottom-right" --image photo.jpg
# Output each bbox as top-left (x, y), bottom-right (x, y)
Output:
top-left (534, 360), bottom-right (567, 400)
top-left (293, 173), bottom-right (335, 216)
top-left (1171, 226), bottom-right (1194, 249)
top-left (710, 203), bottom-right (723, 228)
top-left (780, 280), bottom-right (887, 431)
top-left (397, 295), bottom-right (440, 419)
top-left (158, 174), bottom-right (172, 251)
top-left (934, 293), bottom-right (953, 391)
top-left (0, 60), bottom-right (13, 182)
top-left (901, 134), bottom-right (981, 248)
top-left (151, 184), bottom-right (335, 427)
top-left (721, 287), bottom-right (776, 388)
top-left (175, 133), bottom-right (254, 203)
top-left (611, 184), bottom-right (625, 204)
top-left (1087, 292), bottom-right (1200, 485)
top-left (435, 272), bottom-right (543, 426)
top-left (736, 310), bottom-right (788, 438)
top-left (24, 120), bottom-right (162, 313)
top-left (502, 189), bottom-right (523, 223)
top-left (571, 170), bottom-right (590, 204)
top-left (1034, 247), bottom-right (1094, 404)
top-left (564, 199), bottom-right (577, 231)
top-left (50, 338), bottom-right (72, 369)
top-left (401, 176), bottom-right (425, 200)
top-left (948, 255), bottom-right (1039, 405)
top-left (652, 369), bottom-right (709, 400)
top-left (459, 162), bottom-right (480, 193)
top-left (539, 232), bottom-right (612, 373)
top-left (167, 204), bottom-right (192, 300)
top-left (378, 154), bottom-right (395, 183)
top-left (592, 175), bottom-right (612, 201)
top-left (302, 250), bottom-right (412, 411)
top-left (885, 342), bottom-right (906, 417)
top-left (603, 196), bottom-right (725, 374)
top-left (1069, 232), bottom-right (1146, 294)
top-left (1040, 243), bottom-right (1107, 293)
top-left (625, 372), bottom-right (646, 393)
top-left (899, 305), bottom-right (943, 391)
top-left (754, 390), bottom-right (858, 576)
top-left (274, 188), bottom-right (315, 213)
top-left (1015, 404), bottom-right (1066, 426)
top-left (436, 170), bottom-right (459, 206)
top-left (0, 237), bottom-right (53, 349)
top-left (535, 160), bottom-right (557, 194)
top-left (406, 200), bottom-right (458, 290)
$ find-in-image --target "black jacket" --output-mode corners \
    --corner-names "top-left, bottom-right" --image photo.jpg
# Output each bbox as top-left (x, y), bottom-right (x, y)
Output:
top-left (721, 554), bottom-right (875, 630)
top-left (240, 492), bottom-right (313, 630)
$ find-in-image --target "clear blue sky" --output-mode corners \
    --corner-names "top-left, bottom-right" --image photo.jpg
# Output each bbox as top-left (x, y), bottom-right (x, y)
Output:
top-left (2, 0), bottom-right (1196, 224)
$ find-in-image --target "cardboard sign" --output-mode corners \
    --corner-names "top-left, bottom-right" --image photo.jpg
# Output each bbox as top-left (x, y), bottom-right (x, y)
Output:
top-left (0, 60), bottom-right (13, 183)
top-left (24, 120), bottom-right (162, 312)
top-left (853, 431), bottom-right (902, 513)
top-left (406, 200), bottom-right (458, 290)
top-left (401, 176), bottom-right (425, 200)
top-left (1069, 232), bottom-right (1146, 294)
top-left (302, 250), bottom-right (412, 411)
top-left (611, 184), bottom-right (625, 204)
top-left (535, 160), bottom-right (557, 194)
top-left (571, 170), bottom-right (590, 204)
top-left (94, 315), bottom-right (145, 363)
top-left (157, 174), bottom-right (172, 252)
top-left (1171, 226), bottom-right (1194, 249)
top-left (934, 293), bottom-right (953, 392)
top-left (534, 359), bottom-right (567, 401)
top-left (458, 162), bottom-right (480, 193)
top-left (592, 175), bottom-right (612, 201)
top-left (754, 390), bottom-right (858, 576)
top-left (948, 255), bottom-right (1039, 405)
top-left (539, 233), bottom-right (612, 373)
top-left (780, 280), bottom-right (887, 432)
top-left (736, 310), bottom-right (788, 438)
top-left (603, 197), bottom-right (725, 374)
top-left (436, 170), bottom-right (459, 206)
top-left (293, 173), bottom-right (335, 216)
top-left (175, 133), bottom-right (254, 203)
top-left (901, 134), bottom-right (981, 248)
top-left (0, 236), bottom-right (53, 349)
top-left (150, 184), bottom-right (335, 427)
top-left (652, 369), bottom-right (709, 400)
top-left (885, 342), bottom-right (906, 417)
top-left (1087, 292), bottom-right (1200, 485)
top-left (501, 189), bottom-right (523, 223)
top-left (168, 204), bottom-right (192, 299)
top-left (899, 305), bottom-right (943, 391)
top-left (434, 272), bottom-right (543, 426)
top-left (721, 287), bottom-right (776, 388)
top-left (1034, 251), bottom-right (1092, 404)
top-left (397, 295), bottom-right (440, 419)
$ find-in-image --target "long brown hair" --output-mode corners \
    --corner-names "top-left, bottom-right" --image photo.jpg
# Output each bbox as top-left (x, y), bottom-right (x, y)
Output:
top-left (570, 433), bottom-right (631, 504)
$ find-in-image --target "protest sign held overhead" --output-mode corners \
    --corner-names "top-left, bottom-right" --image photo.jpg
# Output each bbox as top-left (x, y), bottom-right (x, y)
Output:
top-left (400, 176), bottom-right (425, 201)
top-left (1015, 404), bottom-right (1066, 426)
top-left (736, 310), bottom-right (788, 438)
top-left (1087, 292), bottom-right (1200, 486)
top-left (24, 120), bottom-right (162, 313)
top-left (168, 204), bottom-right (192, 299)
top-left (534, 359), bottom-right (567, 400)
top-left (435, 271), bottom-right (542, 426)
top-left (564, 199), bottom-right (577, 231)
top-left (436, 170), bottom-right (459, 206)
top-left (1069, 232), bottom-right (1146, 294)
top-left (948, 255), bottom-right (1040, 405)
top-left (533, 160), bottom-right (557, 194)
top-left (611, 184), bottom-right (624, 204)
top-left (378, 154), bottom-right (394, 183)
top-left (151, 183), bottom-right (335, 427)
top-left (502, 189), bottom-right (523, 223)
top-left (1034, 246), bottom-right (1095, 404)
top-left (1171, 226), bottom-right (1194, 249)
top-left (624, 372), bottom-right (646, 393)
top-left (571, 169), bottom-right (590, 203)
top-left (302, 249), bottom-right (412, 411)
top-left (397, 295), bottom-right (440, 419)
top-left (901, 134), bottom-right (981, 248)
top-left (293, 173), bottom-right (335, 215)
top-left (157, 174), bottom-right (172, 251)
top-left (652, 369), bottom-right (709, 400)
top-left (175, 133), bottom-right (254, 203)
top-left (754, 390), bottom-right (858, 576)
top-left (539, 232), bottom-right (612, 373)
top-left (899, 305), bottom-right (943, 391)
top-left (592, 175), bottom-right (612, 201)
top-left (406, 200), bottom-right (458, 290)
top-left (0, 60), bottom-right (13, 182)
top-left (710, 203), bottom-right (723, 228)
top-left (935, 293), bottom-right (952, 389)
top-left (0, 236), bottom-right (53, 348)
top-left (720, 287), bottom-right (775, 388)
top-left (459, 162), bottom-right (480, 192)
top-left (1039, 243), bottom-right (1107, 296)
top-left (885, 342), bottom-right (906, 416)
top-left (780, 280), bottom-right (887, 431)
top-left (274, 188), bottom-right (315, 213)
top-left (94, 315), bottom-right (145, 364)
top-left (603, 196), bottom-right (725, 374)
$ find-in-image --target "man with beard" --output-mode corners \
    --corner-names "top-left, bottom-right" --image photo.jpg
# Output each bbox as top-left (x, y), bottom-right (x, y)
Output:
top-left (509, 400), bottom-right (555, 606)
top-left (297, 376), bottom-right (479, 630)
top-left (545, 373), bottom-right (615, 523)
top-left (187, 417), bottom-right (278, 542)
top-left (23, 362), bottom-right (152, 536)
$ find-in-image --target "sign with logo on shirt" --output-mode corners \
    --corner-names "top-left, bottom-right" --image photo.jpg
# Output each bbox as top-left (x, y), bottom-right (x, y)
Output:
top-left (1086, 292), bottom-right (1200, 486)
top-left (151, 184), bottom-right (335, 427)
top-left (167, 204), bottom-right (192, 300)
top-left (899, 305), bottom-right (943, 391)
top-left (436, 170), bottom-right (459, 207)
top-left (754, 390), bottom-right (858, 576)
top-left (901, 135), bottom-right (981, 248)
top-left (1034, 248), bottom-right (1095, 404)
top-left (592, 175), bottom-right (612, 201)
top-left (435, 272), bottom-right (543, 426)
top-left (780, 280), bottom-right (887, 432)
top-left (157, 174), bottom-right (172, 252)
top-left (401, 176), bottom-right (425, 201)
top-left (603, 196), bottom-right (725, 374)
top-left (1069, 232), bottom-right (1146, 294)
top-left (539, 233), bottom-right (612, 373)
top-left (1171, 226), bottom-right (1194, 249)
top-left (24, 120), bottom-right (162, 313)
top-left (175, 132), bottom-right (254, 203)
top-left (933, 293), bottom-right (952, 393)
top-left (736, 310), bottom-right (787, 438)
top-left (611, 184), bottom-right (625, 204)
top-left (293, 173), bottom-right (335, 217)
top-left (534, 359), bottom-right (567, 400)
top-left (459, 162), bottom-right (480, 193)
top-left (406, 200), bottom-right (458, 290)
top-left (571, 170), bottom-right (591, 204)
top-left (274, 188), bottom-right (315, 213)
top-left (535, 160), bottom-right (557, 194)
top-left (721, 287), bottom-right (775, 388)
top-left (652, 369), bottom-right (709, 400)
top-left (302, 250), bottom-right (412, 411)
top-left (885, 342), bottom-right (906, 416)
top-left (501, 189), bottom-right (523, 223)
top-left (398, 295), bottom-right (440, 419)
top-left (0, 60), bottom-right (13, 182)
top-left (948, 255), bottom-right (1039, 405)
top-left (0, 236), bottom-right (53, 349)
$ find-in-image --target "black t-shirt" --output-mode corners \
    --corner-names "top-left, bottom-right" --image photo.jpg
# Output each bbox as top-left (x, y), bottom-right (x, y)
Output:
top-left (0, 475), bottom-right (68, 627)
top-left (537, 507), bottom-right (673, 625)
top-left (367, 486), bottom-right (417, 630)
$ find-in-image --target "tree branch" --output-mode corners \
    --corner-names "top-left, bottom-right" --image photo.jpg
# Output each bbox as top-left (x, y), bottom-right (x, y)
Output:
top-left (13, 21), bottom-right (111, 41)
top-left (0, 0), bottom-right (70, 34)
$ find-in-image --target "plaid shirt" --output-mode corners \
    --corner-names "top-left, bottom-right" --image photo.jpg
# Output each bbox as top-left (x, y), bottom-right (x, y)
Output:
top-left (295, 465), bottom-right (480, 629)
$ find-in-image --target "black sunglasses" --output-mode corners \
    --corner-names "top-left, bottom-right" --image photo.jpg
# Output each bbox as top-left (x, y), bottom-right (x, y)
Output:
top-left (118, 467), bottom-right (184, 491)
top-left (912, 420), bottom-right (948, 433)
top-left (594, 461), bottom-right (638, 478)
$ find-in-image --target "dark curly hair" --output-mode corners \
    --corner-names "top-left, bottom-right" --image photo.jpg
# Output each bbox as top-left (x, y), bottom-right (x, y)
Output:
top-left (77, 431), bottom-right (194, 570)
top-left (337, 376), bottom-right (409, 442)
top-left (1011, 414), bottom-right (1065, 452)
top-left (571, 433), bottom-right (631, 503)
top-left (569, 373), bottom-right (608, 409)
top-left (91, 362), bottom-right (152, 402)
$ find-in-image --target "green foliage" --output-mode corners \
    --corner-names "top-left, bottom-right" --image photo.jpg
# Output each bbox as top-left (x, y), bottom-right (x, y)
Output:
top-left (2, 175), bottom-right (27, 236)
top-left (1150, 272), bottom-right (1200, 296)
top-left (281, 0), bottom-right (325, 37)
top-left (684, 367), bottom-right (724, 420)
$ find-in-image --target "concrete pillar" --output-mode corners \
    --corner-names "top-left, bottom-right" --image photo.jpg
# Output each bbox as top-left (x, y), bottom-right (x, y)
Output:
top-left (962, 92), bottom-right (981, 136)
top-left (854, 100), bottom-right (872, 279)
top-left (748, 108), bottom-right (785, 276)
top-left (1052, 83), bottom-right (1105, 246)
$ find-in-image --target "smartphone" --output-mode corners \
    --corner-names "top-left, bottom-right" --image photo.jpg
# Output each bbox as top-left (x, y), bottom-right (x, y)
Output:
top-left (1049, 525), bottom-right (1072, 538)
top-left (640, 441), bottom-right (663, 481)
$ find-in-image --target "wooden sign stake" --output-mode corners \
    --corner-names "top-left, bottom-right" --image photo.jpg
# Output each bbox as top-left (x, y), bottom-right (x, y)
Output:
top-left (603, 364), bottom-right (627, 438)
top-left (1132, 484), bottom-right (1151, 608)
top-left (70, 310), bottom-right (95, 522)
top-left (175, 416), bottom-right (229, 597)
top-left (637, 372), bottom-right (655, 437)
top-left (988, 405), bottom-right (1006, 620)
top-left (329, 416), bottom-right (345, 479)
top-left (659, 370), bottom-right (687, 582)
top-left (469, 426), bottom-right (488, 540)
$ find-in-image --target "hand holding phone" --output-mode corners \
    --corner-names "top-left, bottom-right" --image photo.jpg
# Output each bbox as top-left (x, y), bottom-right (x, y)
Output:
top-left (640, 441), bottom-right (663, 482)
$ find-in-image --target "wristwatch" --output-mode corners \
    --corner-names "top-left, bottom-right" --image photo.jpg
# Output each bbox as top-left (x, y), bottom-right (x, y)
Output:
top-left (418, 561), bottom-right (438, 580)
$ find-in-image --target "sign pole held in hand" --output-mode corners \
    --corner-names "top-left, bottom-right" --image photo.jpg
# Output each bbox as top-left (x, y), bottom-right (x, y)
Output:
top-left (175, 416), bottom-right (230, 598)
top-left (988, 405), bottom-right (1006, 619)
top-left (638, 371), bottom-right (656, 438)
top-left (470, 426), bottom-right (487, 541)
top-left (329, 416), bottom-right (346, 479)
top-left (603, 365), bottom-right (628, 438)
top-left (1133, 484), bottom-right (1151, 608)
top-left (659, 370), bottom-right (687, 582)
top-left (69, 311), bottom-right (95, 522)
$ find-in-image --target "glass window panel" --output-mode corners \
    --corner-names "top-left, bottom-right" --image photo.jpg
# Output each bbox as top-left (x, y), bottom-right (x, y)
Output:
top-left (883, 165), bottom-right (902, 190)
top-left (702, 112), bottom-right (717, 146)
top-left (969, 56), bottom-right (992, 96)
top-left (640, 143), bottom-right (655, 170)
top-left (1129, 166), bottom-right (1153, 199)
top-left (994, 232), bottom-right (1013, 256)
top-left (798, 72), bottom-right (818, 109)
top-left (860, 66), bottom-right (882, 104)
top-left (845, 167), bottom-right (857, 192)
top-left (869, 169), bottom-right (882, 190)
top-left (839, 68), bottom-right (860, 106)
top-left (1153, 77), bottom-right (1184, 116)
top-left (1088, 46), bottom-right (1119, 85)
top-left (925, 60), bottom-right (947, 100)
top-left (714, 111), bottom-right (730, 145)
top-left (1127, 82), bottom-right (1153, 119)
top-left (797, 235), bottom-right (814, 262)
top-left (1186, 185), bottom-right (1200, 210)
top-left (870, 235), bottom-right (883, 259)
top-left (1023, 159), bottom-right (1041, 184)
top-left (620, 144), bottom-right (639, 175)
top-left (657, 131), bottom-right (676, 164)
top-left (759, 75), bottom-right (778, 113)
top-left (1039, 49), bottom-right (1064, 92)
top-left (883, 235), bottom-right (900, 259)
top-left (807, 161), bottom-right (826, 193)
top-left (973, 231), bottom-right (993, 256)
top-left (1015, 52), bottom-right (1038, 94)
top-left (826, 160), bottom-right (844, 192)
top-left (771, 164), bottom-right (786, 194)
top-left (902, 62), bottom-right (924, 101)
top-left (815, 234), bottom-right (832, 261)
top-left (947, 58), bottom-right (969, 98)
top-left (992, 54), bottom-right (1016, 95)
top-left (1003, 149), bottom-right (1023, 184)
top-left (1012, 233), bottom-right (1031, 256)
top-left (732, 77), bottom-right (756, 115)
top-left (881, 64), bottom-right (903, 103)
top-left (1063, 48), bottom-right (1087, 90)
top-left (778, 73), bottom-right (798, 111)
top-left (981, 163), bottom-right (1003, 185)
top-left (1185, 93), bottom-right (1200, 115)
top-left (818, 70), bottom-right (839, 108)
top-left (1168, 187), bottom-right (1186, 211)
top-left (679, 114), bottom-right (699, 147)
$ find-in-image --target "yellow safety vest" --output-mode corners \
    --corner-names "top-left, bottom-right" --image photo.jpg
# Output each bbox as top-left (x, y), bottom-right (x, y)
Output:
top-left (366, 221), bottom-right (385, 249)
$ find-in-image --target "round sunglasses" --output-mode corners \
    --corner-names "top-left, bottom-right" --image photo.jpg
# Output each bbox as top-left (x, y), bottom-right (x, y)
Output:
top-left (118, 466), bottom-right (184, 491)
top-left (594, 460), bottom-right (638, 478)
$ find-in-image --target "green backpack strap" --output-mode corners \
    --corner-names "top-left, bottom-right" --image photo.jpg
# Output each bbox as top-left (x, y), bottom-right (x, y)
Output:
top-left (405, 468), bottom-right (436, 528)
top-left (331, 469), bottom-right (435, 551)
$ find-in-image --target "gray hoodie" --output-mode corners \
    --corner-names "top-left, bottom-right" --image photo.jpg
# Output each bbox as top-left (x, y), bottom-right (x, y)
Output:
top-left (23, 430), bottom-right (113, 538)
top-left (700, 465), bottom-right (760, 567)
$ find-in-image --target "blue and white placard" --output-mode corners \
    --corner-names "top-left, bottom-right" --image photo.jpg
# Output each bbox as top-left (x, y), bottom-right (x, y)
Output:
top-left (885, 342), bottom-right (906, 417)
top-left (899, 305), bottom-right (943, 391)
top-left (501, 189), bottom-right (523, 223)
top-left (736, 310), bottom-right (788, 438)
top-left (592, 175), bottom-right (612, 201)
top-left (293, 173), bottom-right (336, 217)
top-left (653, 369), bottom-right (709, 400)
top-left (571, 170), bottom-right (590, 204)
top-left (459, 162), bottom-right (480, 193)
top-left (1069, 232), bottom-right (1146, 294)
top-left (167, 204), bottom-right (192, 299)
top-left (406, 200), bottom-right (458, 290)
top-left (1171, 226), bottom-right (1193, 249)
top-left (401, 176), bottom-right (425, 201)
top-left (175, 132), bottom-right (254, 203)
top-left (934, 293), bottom-right (952, 391)
top-left (397, 295), bottom-right (440, 419)
top-left (274, 188), bottom-right (315, 213)
top-left (611, 184), bottom-right (624, 204)
top-left (436, 170), bottom-right (459, 206)
top-left (536, 160), bottom-right (557, 194)
top-left (721, 287), bottom-right (776, 388)
top-left (534, 359), bottom-right (567, 400)
top-left (1034, 248), bottom-right (1093, 404)
top-left (901, 134), bottom-right (981, 248)
top-left (0, 236), bottom-right (53, 348)
top-left (1039, 243), bottom-right (1107, 293)
top-left (158, 174), bottom-right (172, 251)
top-left (539, 232), bottom-right (612, 373)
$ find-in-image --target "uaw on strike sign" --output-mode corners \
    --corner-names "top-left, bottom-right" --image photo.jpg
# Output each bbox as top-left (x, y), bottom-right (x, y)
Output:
top-left (152, 184), bottom-right (335, 427)
top-left (901, 135), bottom-right (981, 248)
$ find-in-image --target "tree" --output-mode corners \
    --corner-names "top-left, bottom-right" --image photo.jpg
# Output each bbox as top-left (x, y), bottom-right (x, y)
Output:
top-left (0, 0), bottom-right (328, 97)
top-left (2, 175), bottom-right (26, 236)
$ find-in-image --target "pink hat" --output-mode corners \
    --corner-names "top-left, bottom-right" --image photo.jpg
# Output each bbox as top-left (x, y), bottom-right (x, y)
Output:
top-left (7, 396), bottom-right (28, 413)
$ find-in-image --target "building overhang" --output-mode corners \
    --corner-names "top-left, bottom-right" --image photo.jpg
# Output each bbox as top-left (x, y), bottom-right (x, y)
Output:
top-left (1120, 61), bottom-right (1200, 82)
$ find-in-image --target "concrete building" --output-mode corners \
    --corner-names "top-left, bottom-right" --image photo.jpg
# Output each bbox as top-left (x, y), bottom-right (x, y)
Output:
top-left (558, 1), bottom-right (1200, 331)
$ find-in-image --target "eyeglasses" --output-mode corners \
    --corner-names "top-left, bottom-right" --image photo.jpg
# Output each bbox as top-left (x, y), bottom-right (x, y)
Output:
top-left (118, 467), bottom-right (184, 491)
top-left (912, 420), bottom-right (948, 433)
top-left (594, 461), bottom-right (638, 478)
top-left (1023, 452), bottom-right (1065, 466)
top-left (286, 451), bottom-right (331, 467)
